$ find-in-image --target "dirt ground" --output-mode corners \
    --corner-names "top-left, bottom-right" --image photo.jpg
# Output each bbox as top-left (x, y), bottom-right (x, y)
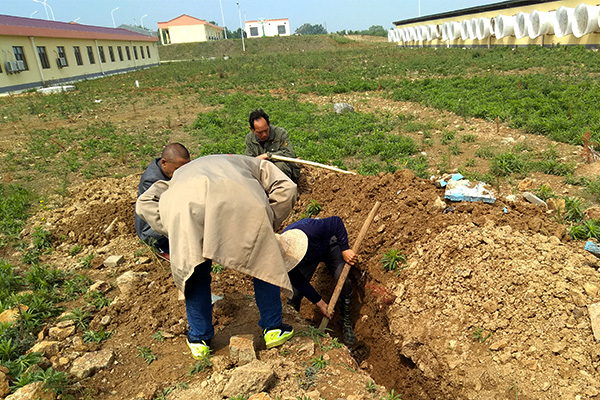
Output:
top-left (5, 88), bottom-right (600, 399)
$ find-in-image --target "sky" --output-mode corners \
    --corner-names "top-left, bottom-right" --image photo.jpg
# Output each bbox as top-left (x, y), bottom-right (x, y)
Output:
top-left (2, 0), bottom-right (501, 33)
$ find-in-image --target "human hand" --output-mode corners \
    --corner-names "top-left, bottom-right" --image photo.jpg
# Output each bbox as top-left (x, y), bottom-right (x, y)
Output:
top-left (256, 154), bottom-right (269, 160)
top-left (316, 299), bottom-right (332, 319)
top-left (342, 249), bottom-right (358, 266)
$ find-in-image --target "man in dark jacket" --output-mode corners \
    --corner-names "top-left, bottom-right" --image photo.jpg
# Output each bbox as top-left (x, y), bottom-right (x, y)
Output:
top-left (245, 109), bottom-right (300, 183)
top-left (285, 216), bottom-right (358, 345)
top-left (134, 143), bottom-right (190, 257)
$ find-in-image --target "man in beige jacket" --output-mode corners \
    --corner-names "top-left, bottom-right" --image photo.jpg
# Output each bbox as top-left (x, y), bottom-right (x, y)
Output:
top-left (136, 154), bottom-right (300, 359)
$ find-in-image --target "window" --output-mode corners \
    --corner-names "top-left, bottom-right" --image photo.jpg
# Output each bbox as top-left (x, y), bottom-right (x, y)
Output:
top-left (117, 46), bottom-right (123, 61)
top-left (250, 27), bottom-right (259, 37)
top-left (56, 46), bottom-right (68, 67)
top-left (13, 46), bottom-right (28, 70)
top-left (37, 46), bottom-right (50, 69)
top-left (133, 46), bottom-right (138, 59)
top-left (108, 46), bottom-right (115, 62)
top-left (126, 46), bottom-right (131, 60)
top-left (98, 46), bottom-right (105, 63)
top-left (87, 46), bottom-right (95, 64)
top-left (277, 25), bottom-right (286, 35)
top-left (146, 46), bottom-right (150, 58)
top-left (140, 46), bottom-right (144, 59)
top-left (73, 46), bottom-right (83, 66)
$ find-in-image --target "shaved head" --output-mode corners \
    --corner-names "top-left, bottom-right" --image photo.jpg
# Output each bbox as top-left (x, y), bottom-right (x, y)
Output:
top-left (160, 143), bottom-right (190, 178)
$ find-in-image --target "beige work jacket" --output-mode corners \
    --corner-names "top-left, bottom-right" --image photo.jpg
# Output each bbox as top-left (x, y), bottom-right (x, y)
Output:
top-left (136, 154), bottom-right (297, 293)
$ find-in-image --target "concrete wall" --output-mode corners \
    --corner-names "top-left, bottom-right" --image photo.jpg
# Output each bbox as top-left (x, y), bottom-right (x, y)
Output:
top-left (160, 24), bottom-right (223, 44)
top-left (393, 0), bottom-right (600, 47)
top-left (0, 35), bottom-right (159, 94)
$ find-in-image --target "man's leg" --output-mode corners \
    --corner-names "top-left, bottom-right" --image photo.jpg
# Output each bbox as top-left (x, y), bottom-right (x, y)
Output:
top-left (288, 261), bottom-right (320, 311)
top-left (184, 260), bottom-right (214, 357)
top-left (253, 278), bottom-right (294, 348)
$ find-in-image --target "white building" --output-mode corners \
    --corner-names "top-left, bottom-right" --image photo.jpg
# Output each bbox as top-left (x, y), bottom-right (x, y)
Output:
top-left (245, 18), bottom-right (290, 38)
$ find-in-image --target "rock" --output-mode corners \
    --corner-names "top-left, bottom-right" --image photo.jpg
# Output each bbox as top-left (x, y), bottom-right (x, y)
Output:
top-left (547, 198), bottom-right (565, 213)
top-left (229, 335), bottom-right (256, 366)
top-left (500, 136), bottom-right (516, 145)
top-left (116, 271), bottom-right (147, 295)
top-left (489, 339), bottom-right (508, 351)
top-left (211, 355), bottom-right (234, 372)
top-left (517, 178), bottom-right (535, 190)
top-left (56, 319), bottom-right (75, 329)
top-left (0, 305), bottom-right (29, 325)
top-left (70, 349), bottom-right (115, 379)
top-left (97, 245), bottom-right (111, 254)
top-left (522, 192), bottom-right (547, 208)
top-left (49, 325), bottom-right (76, 341)
top-left (89, 280), bottom-right (111, 293)
top-left (248, 393), bottom-right (271, 400)
top-left (333, 103), bottom-right (354, 115)
top-left (29, 341), bottom-right (60, 357)
top-left (584, 283), bottom-right (599, 298)
top-left (431, 196), bottom-right (446, 211)
top-left (0, 370), bottom-right (9, 397)
top-left (551, 342), bottom-right (566, 354)
top-left (104, 255), bottom-right (125, 268)
top-left (304, 390), bottom-right (321, 399)
top-left (296, 338), bottom-right (315, 357)
top-left (221, 360), bottom-right (276, 398)
top-left (585, 206), bottom-right (600, 220)
top-left (100, 315), bottom-right (111, 326)
top-left (5, 381), bottom-right (55, 400)
top-left (72, 336), bottom-right (88, 352)
top-left (587, 303), bottom-right (600, 341)
top-left (136, 257), bottom-right (151, 265)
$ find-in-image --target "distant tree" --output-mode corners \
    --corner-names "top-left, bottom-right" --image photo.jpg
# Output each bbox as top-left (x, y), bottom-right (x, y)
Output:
top-left (365, 25), bottom-right (387, 37)
top-left (226, 27), bottom-right (247, 39)
top-left (295, 23), bottom-right (327, 35)
top-left (336, 29), bottom-right (347, 36)
top-left (209, 20), bottom-right (218, 25)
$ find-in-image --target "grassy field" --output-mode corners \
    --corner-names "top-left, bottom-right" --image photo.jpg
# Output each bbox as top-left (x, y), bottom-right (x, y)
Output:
top-left (2, 36), bottom-right (600, 394)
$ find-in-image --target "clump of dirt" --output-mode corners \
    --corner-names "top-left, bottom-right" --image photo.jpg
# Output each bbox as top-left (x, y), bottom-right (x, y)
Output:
top-left (26, 165), bottom-right (600, 399)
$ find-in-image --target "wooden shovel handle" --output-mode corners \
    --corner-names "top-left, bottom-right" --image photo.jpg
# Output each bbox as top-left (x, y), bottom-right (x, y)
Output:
top-left (318, 201), bottom-right (381, 331)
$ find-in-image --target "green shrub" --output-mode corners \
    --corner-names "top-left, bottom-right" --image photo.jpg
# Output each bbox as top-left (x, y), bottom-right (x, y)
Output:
top-left (381, 248), bottom-right (406, 272)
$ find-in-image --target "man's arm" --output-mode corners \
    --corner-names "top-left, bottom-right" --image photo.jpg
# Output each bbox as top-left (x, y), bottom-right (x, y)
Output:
top-left (136, 180), bottom-right (170, 237)
top-left (244, 132), bottom-right (260, 157)
top-left (257, 160), bottom-right (297, 229)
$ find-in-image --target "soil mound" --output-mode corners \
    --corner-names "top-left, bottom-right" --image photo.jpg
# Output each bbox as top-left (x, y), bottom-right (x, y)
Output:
top-left (31, 166), bottom-right (600, 399)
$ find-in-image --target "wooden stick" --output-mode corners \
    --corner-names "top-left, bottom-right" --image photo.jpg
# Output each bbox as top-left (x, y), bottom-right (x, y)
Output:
top-left (318, 201), bottom-right (381, 331)
top-left (270, 154), bottom-right (356, 175)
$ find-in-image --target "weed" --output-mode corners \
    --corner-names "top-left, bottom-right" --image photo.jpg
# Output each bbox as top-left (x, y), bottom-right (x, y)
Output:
top-left (465, 158), bottom-right (477, 167)
top-left (490, 151), bottom-right (529, 177)
top-left (563, 197), bottom-right (584, 222)
top-left (188, 357), bottom-right (212, 375)
top-left (211, 263), bottom-right (225, 274)
top-left (80, 253), bottom-right (95, 269)
top-left (152, 331), bottom-right (166, 342)
top-left (383, 389), bottom-right (402, 400)
top-left (63, 308), bottom-right (92, 331)
top-left (450, 142), bottom-right (462, 155)
top-left (569, 224), bottom-right (588, 240)
top-left (304, 199), bottom-right (322, 218)
top-left (82, 327), bottom-right (113, 343)
top-left (0, 337), bottom-right (18, 362)
top-left (31, 227), bottom-right (53, 252)
top-left (300, 325), bottom-right (329, 351)
top-left (366, 379), bottom-right (378, 393)
top-left (584, 176), bottom-right (600, 202)
top-left (460, 133), bottom-right (476, 143)
top-left (281, 348), bottom-right (291, 357)
top-left (381, 248), bottom-right (406, 272)
top-left (39, 367), bottom-right (71, 394)
top-left (227, 395), bottom-right (249, 400)
top-left (323, 337), bottom-right (344, 351)
top-left (85, 291), bottom-right (112, 309)
top-left (69, 245), bottom-right (83, 256)
top-left (309, 355), bottom-right (329, 370)
top-left (475, 146), bottom-right (495, 159)
top-left (472, 326), bottom-right (491, 343)
top-left (137, 346), bottom-right (157, 365)
top-left (582, 219), bottom-right (600, 240)
top-left (441, 130), bottom-right (455, 145)
top-left (533, 184), bottom-right (555, 201)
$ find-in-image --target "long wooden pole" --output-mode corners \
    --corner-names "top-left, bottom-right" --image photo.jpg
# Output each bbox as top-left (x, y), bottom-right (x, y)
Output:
top-left (319, 201), bottom-right (381, 330)
top-left (270, 154), bottom-right (356, 175)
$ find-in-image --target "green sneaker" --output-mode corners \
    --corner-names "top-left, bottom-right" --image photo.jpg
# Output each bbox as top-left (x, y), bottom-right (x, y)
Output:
top-left (187, 339), bottom-right (210, 360)
top-left (263, 324), bottom-right (294, 349)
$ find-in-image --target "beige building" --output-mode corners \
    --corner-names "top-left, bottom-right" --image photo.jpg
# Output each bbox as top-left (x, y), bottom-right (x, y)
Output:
top-left (0, 14), bottom-right (159, 94)
top-left (158, 15), bottom-right (224, 45)
top-left (391, 0), bottom-right (600, 47)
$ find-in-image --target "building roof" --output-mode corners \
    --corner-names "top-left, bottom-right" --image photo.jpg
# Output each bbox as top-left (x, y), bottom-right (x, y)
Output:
top-left (157, 14), bottom-right (223, 30)
top-left (393, 0), bottom-right (558, 25)
top-left (117, 24), bottom-right (157, 38)
top-left (0, 14), bottom-right (157, 42)
top-left (245, 18), bottom-right (289, 24)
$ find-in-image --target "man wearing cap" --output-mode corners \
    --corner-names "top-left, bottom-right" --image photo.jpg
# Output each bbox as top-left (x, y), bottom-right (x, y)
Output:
top-left (245, 109), bottom-right (300, 183)
top-left (135, 143), bottom-right (190, 259)
top-left (136, 154), bottom-right (300, 359)
top-left (284, 216), bottom-right (359, 346)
